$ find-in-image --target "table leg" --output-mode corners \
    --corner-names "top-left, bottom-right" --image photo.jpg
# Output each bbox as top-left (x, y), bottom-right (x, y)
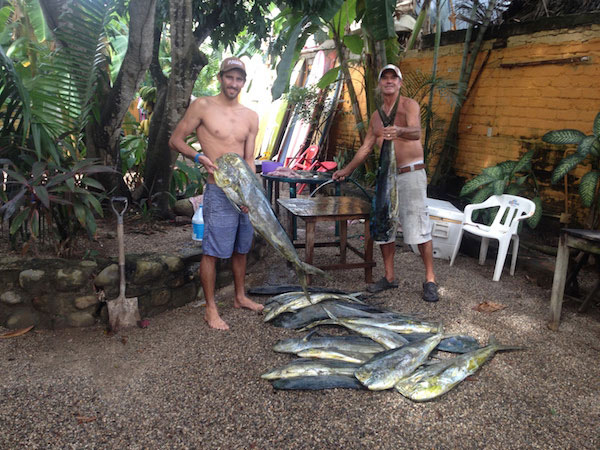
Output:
top-left (305, 221), bottom-right (315, 284)
top-left (364, 220), bottom-right (374, 283)
top-left (549, 231), bottom-right (570, 331)
top-left (340, 220), bottom-right (347, 263)
top-left (274, 181), bottom-right (280, 215)
top-left (289, 183), bottom-right (298, 240)
top-left (286, 209), bottom-right (294, 240)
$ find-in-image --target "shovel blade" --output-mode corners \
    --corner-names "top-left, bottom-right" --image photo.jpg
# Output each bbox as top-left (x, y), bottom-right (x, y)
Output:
top-left (107, 296), bottom-right (141, 332)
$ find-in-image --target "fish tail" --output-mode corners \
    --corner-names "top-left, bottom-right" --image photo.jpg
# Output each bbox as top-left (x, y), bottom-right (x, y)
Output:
top-left (298, 261), bottom-right (330, 278)
top-left (488, 335), bottom-right (526, 352)
top-left (296, 262), bottom-right (331, 304)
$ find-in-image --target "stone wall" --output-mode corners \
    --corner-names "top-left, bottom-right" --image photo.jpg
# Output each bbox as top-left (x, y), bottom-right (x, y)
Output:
top-left (0, 239), bottom-right (266, 329)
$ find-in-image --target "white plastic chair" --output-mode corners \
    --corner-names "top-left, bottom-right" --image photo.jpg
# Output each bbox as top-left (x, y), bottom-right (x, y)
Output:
top-left (449, 194), bottom-right (536, 281)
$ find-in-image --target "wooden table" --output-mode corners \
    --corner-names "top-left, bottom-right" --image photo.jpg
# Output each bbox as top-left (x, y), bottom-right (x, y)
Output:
top-left (278, 196), bottom-right (375, 283)
top-left (549, 228), bottom-right (600, 330)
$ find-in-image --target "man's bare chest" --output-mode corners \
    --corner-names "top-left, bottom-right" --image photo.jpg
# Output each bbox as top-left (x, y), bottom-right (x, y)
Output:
top-left (200, 110), bottom-right (250, 142)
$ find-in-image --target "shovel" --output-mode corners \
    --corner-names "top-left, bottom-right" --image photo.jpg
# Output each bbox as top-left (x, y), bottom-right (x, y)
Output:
top-left (107, 197), bottom-right (140, 331)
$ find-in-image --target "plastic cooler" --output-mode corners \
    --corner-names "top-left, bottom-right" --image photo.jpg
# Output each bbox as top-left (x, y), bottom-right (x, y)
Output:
top-left (411, 198), bottom-right (464, 260)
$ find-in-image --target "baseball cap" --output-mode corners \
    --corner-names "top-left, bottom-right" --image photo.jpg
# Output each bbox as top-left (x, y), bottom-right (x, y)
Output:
top-left (220, 57), bottom-right (246, 77)
top-left (378, 64), bottom-right (402, 81)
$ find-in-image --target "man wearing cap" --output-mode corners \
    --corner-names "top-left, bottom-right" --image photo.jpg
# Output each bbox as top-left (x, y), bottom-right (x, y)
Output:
top-left (169, 57), bottom-right (264, 330)
top-left (332, 64), bottom-right (438, 302)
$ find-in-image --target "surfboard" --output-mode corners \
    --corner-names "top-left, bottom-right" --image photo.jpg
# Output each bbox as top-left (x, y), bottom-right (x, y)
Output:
top-left (262, 59), bottom-right (304, 162)
top-left (280, 50), bottom-right (327, 165)
top-left (316, 72), bottom-right (343, 150)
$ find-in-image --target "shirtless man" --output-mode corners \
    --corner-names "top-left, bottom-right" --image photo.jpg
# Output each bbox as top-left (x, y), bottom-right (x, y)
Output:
top-left (332, 64), bottom-right (439, 302)
top-left (169, 57), bottom-right (264, 330)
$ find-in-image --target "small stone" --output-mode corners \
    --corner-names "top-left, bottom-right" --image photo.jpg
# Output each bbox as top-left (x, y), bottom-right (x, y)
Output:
top-left (160, 255), bottom-right (184, 272)
top-left (80, 260), bottom-right (98, 269)
top-left (151, 288), bottom-right (171, 306)
top-left (0, 290), bottom-right (23, 305)
top-left (134, 260), bottom-right (163, 284)
top-left (67, 311), bottom-right (95, 327)
top-left (19, 269), bottom-right (45, 293)
top-left (6, 309), bottom-right (39, 329)
top-left (74, 295), bottom-right (99, 310)
top-left (57, 268), bottom-right (86, 291)
top-left (95, 264), bottom-right (119, 287)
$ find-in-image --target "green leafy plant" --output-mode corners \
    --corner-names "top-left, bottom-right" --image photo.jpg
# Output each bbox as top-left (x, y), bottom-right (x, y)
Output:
top-left (0, 156), bottom-right (114, 254)
top-left (543, 112), bottom-right (600, 218)
top-left (286, 84), bottom-right (323, 124)
top-left (170, 160), bottom-right (207, 200)
top-left (120, 133), bottom-right (147, 189)
top-left (459, 149), bottom-right (542, 228)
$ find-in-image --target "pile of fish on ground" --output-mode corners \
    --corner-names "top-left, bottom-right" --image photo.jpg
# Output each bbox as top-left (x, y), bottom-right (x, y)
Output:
top-left (261, 290), bottom-right (523, 402)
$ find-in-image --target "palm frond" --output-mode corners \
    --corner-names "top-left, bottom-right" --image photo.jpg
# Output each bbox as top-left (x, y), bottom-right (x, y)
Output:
top-left (32, 0), bottom-right (115, 137)
top-left (542, 129), bottom-right (586, 145)
top-left (551, 153), bottom-right (586, 184)
top-left (579, 171), bottom-right (600, 208)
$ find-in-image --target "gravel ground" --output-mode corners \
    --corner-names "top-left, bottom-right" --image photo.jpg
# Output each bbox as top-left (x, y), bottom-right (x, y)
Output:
top-left (1, 221), bottom-right (600, 449)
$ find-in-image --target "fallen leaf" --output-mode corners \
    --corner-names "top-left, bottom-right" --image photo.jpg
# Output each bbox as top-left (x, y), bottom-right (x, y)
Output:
top-left (472, 301), bottom-right (507, 313)
top-left (75, 415), bottom-right (97, 424)
top-left (138, 319), bottom-right (150, 328)
top-left (0, 325), bottom-right (34, 339)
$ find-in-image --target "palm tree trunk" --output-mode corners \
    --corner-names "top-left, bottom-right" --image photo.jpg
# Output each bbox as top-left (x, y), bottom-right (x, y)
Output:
top-left (142, 0), bottom-right (207, 217)
top-left (431, 0), bottom-right (497, 186)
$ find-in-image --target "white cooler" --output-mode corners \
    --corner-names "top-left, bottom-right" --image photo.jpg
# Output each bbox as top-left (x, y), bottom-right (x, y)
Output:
top-left (411, 198), bottom-right (464, 260)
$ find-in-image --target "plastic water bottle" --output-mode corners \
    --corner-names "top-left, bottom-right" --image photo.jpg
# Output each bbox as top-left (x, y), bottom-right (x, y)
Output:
top-left (192, 205), bottom-right (204, 241)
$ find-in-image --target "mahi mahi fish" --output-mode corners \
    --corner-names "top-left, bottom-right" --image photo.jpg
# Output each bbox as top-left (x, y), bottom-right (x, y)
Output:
top-left (213, 153), bottom-right (327, 298)
top-left (261, 358), bottom-right (360, 380)
top-left (270, 299), bottom-right (400, 329)
top-left (302, 315), bottom-right (441, 336)
top-left (354, 331), bottom-right (444, 390)
top-left (271, 375), bottom-right (366, 390)
top-left (370, 97), bottom-right (400, 242)
top-left (395, 336), bottom-right (524, 401)
top-left (273, 330), bottom-right (385, 355)
top-left (264, 292), bottom-right (364, 322)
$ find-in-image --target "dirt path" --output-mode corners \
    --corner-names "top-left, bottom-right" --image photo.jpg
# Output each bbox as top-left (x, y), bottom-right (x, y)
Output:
top-left (1, 222), bottom-right (599, 448)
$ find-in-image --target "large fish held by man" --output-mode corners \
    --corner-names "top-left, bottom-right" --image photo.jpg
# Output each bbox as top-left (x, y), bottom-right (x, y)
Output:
top-left (370, 97), bottom-right (400, 242)
top-left (213, 153), bottom-right (328, 298)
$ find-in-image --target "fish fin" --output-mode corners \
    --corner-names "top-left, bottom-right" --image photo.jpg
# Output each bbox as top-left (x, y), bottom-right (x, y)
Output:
top-left (322, 307), bottom-right (339, 321)
top-left (303, 329), bottom-right (320, 341)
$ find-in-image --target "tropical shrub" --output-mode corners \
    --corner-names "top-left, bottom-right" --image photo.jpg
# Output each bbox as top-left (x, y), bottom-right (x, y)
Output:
top-left (543, 112), bottom-right (600, 226)
top-left (459, 149), bottom-right (542, 228)
top-left (0, 1), bottom-right (118, 254)
top-left (170, 160), bottom-right (207, 200)
top-left (0, 156), bottom-right (114, 254)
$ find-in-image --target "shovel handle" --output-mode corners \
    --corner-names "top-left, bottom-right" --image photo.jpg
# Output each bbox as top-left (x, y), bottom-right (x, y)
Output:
top-left (111, 197), bottom-right (128, 225)
top-left (111, 197), bottom-right (128, 297)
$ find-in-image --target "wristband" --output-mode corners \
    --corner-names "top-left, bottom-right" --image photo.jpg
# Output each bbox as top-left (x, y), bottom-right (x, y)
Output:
top-left (194, 153), bottom-right (202, 164)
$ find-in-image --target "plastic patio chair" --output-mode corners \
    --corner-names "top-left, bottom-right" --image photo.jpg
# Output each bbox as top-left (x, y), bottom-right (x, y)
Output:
top-left (287, 145), bottom-right (337, 194)
top-left (286, 145), bottom-right (320, 170)
top-left (449, 194), bottom-right (536, 281)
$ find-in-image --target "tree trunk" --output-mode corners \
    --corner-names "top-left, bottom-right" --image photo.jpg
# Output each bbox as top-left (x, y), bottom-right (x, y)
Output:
top-left (143, 0), bottom-right (207, 217)
top-left (41, 0), bottom-right (155, 197)
top-left (330, 25), bottom-right (366, 145)
top-left (91, 0), bottom-right (156, 197)
top-left (430, 0), bottom-right (497, 186)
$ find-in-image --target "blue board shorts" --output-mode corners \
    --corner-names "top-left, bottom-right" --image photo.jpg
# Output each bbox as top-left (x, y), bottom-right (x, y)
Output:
top-left (202, 183), bottom-right (254, 258)
top-left (375, 168), bottom-right (432, 246)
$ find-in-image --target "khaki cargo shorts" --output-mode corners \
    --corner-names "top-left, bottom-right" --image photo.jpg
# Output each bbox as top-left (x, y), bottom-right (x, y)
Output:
top-left (374, 169), bottom-right (432, 246)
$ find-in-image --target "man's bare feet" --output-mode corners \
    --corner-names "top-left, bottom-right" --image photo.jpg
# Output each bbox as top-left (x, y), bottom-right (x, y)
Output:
top-left (234, 296), bottom-right (264, 312)
top-left (204, 305), bottom-right (229, 330)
